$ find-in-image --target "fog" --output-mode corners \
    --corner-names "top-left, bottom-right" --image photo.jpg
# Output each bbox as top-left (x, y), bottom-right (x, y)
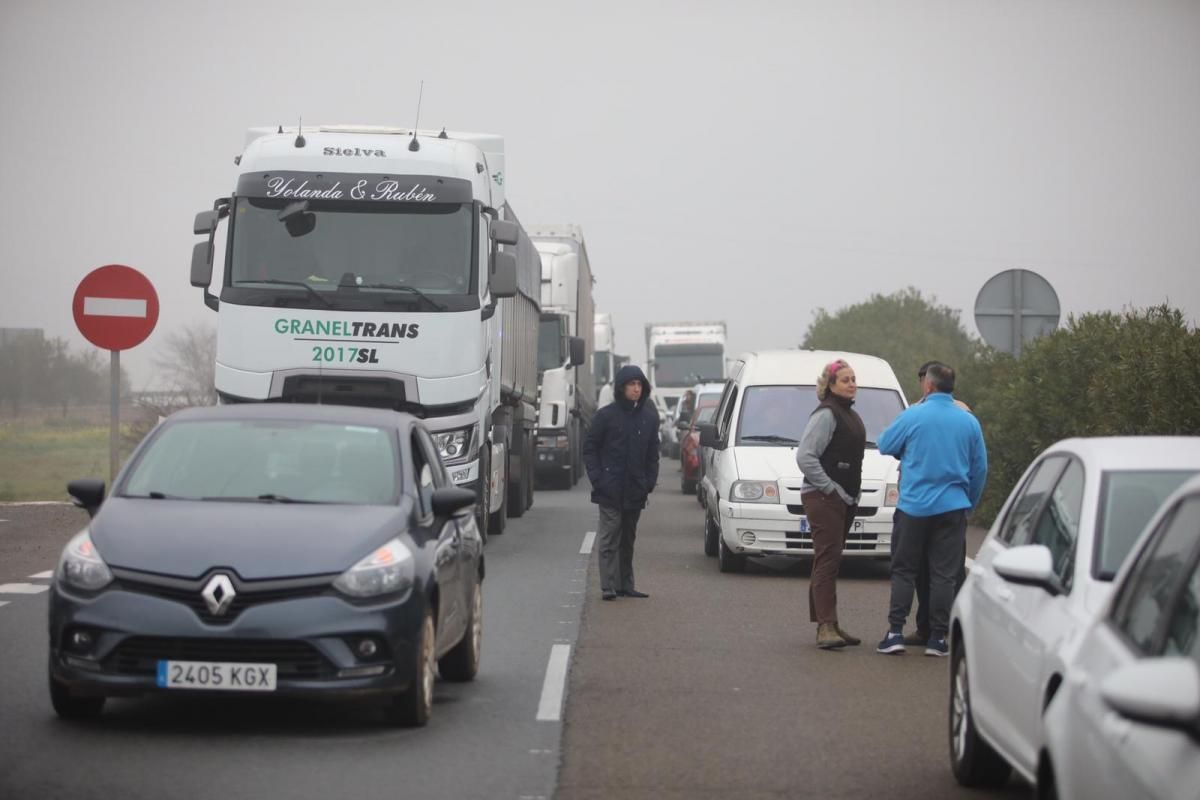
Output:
top-left (2, 0), bottom-right (1197, 387)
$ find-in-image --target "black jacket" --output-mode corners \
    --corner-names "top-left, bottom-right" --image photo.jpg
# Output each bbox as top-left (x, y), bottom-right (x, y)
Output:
top-left (583, 365), bottom-right (660, 510)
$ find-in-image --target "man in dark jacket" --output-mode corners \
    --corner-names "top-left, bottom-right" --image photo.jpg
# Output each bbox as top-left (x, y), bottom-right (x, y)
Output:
top-left (583, 364), bottom-right (660, 601)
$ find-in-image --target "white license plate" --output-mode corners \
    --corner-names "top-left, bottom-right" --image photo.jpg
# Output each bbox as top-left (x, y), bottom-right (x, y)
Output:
top-left (799, 517), bottom-right (810, 533)
top-left (156, 660), bottom-right (277, 692)
top-left (799, 518), bottom-right (864, 533)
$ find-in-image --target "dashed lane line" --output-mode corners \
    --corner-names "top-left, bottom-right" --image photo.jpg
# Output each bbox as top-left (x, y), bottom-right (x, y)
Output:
top-left (29, 571), bottom-right (54, 579)
top-left (0, 601), bottom-right (9, 608)
top-left (580, 531), bottom-right (596, 555)
top-left (0, 583), bottom-right (50, 595)
top-left (535, 644), bottom-right (571, 722)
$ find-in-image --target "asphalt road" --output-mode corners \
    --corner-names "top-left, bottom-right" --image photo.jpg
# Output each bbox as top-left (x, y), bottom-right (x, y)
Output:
top-left (0, 489), bottom-right (595, 800)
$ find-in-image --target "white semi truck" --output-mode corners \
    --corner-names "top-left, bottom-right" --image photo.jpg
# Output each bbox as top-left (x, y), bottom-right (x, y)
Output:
top-left (593, 312), bottom-right (616, 407)
top-left (189, 125), bottom-right (542, 539)
top-left (530, 225), bottom-right (595, 489)
top-left (645, 322), bottom-right (727, 457)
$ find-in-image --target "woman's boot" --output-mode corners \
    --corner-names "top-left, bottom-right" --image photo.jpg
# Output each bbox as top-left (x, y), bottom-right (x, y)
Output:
top-left (816, 622), bottom-right (847, 649)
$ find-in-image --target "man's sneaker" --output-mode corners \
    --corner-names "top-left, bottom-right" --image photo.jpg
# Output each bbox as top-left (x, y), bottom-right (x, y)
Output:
top-left (876, 631), bottom-right (906, 655)
top-left (925, 637), bottom-right (949, 657)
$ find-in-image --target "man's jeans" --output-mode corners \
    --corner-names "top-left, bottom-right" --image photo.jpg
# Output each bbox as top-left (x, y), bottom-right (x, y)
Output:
top-left (899, 524), bottom-right (969, 634)
top-left (888, 508), bottom-right (968, 639)
top-left (597, 505), bottom-right (641, 593)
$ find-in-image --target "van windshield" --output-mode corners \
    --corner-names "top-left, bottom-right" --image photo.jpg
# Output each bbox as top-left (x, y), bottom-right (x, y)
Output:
top-left (735, 385), bottom-right (906, 446)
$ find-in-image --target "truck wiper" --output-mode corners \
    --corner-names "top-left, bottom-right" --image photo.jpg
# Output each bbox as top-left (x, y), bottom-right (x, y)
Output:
top-left (239, 279), bottom-right (333, 309)
top-left (741, 435), bottom-right (800, 445)
top-left (359, 284), bottom-right (446, 311)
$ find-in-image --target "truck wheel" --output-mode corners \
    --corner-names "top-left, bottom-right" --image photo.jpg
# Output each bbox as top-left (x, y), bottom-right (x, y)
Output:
top-left (476, 449), bottom-right (490, 544)
top-left (525, 436), bottom-right (535, 510)
top-left (489, 459), bottom-right (507, 536)
top-left (507, 451), bottom-right (526, 519)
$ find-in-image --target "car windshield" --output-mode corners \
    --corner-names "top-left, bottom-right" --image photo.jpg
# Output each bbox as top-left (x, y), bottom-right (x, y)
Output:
top-left (1096, 470), bottom-right (1196, 578)
top-left (230, 197), bottom-right (474, 299)
top-left (735, 385), bottom-right (906, 446)
top-left (122, 420), bottom-right (400, 505)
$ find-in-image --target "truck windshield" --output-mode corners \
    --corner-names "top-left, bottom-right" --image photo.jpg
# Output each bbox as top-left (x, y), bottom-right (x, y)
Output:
top-left (653, 344), bottom-right (724, 388)
top-left (538, 318), bottom-right (564, 372)
top-left (229, 197), bottom-right (474, 304)
top-left (735, 385), bottom-right (906, 447)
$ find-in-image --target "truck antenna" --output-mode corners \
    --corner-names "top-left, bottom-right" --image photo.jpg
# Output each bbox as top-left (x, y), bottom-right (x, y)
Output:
top-left (294, 116), bottom-right (306, 148)
top-left (408, 81), bottom-right (424, 152)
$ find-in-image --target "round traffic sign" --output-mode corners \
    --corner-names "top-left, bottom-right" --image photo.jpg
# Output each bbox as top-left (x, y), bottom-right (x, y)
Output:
top-left (72, 264), bottom-right (160, 351)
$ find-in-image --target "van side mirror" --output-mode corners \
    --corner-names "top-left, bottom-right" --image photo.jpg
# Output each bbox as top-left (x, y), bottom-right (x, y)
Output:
top-left (569, 337), bottom-right (585, 367)
top-left (491, 252), bottom-right (518, 298)
top-left (67, 479), bottom-right (106, 518)
top-left (490, 220), bottom-right (519, 246)
top-left (699, 423), bottom-right (722, 449)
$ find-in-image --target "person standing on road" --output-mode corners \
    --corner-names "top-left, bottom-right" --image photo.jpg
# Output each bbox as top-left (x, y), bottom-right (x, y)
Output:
top-left (583, 364), bottom-right (660, 601)
top-left (795, 358), bottom-right (866, 650)
top-left (900, 360), bottom-right (975, 645)
top-left (876, 362), bottom-right (986, 657)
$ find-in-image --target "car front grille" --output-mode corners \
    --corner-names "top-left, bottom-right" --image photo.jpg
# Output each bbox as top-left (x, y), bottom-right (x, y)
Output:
top-left (786, 505), bottom-right (879, 517)
top-left (110, 568), bottom-right (336, 625)
top-left (105, 636), bottom-right (334, 679)
top-left (784, 530), bottom-right (881, 551)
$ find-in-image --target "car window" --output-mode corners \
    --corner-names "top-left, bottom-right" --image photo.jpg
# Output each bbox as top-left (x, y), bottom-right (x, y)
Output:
top-left (997, 456), bottom-right (1067, 545)
top-left (1095, 470), bottom-right (1195, 579)
top-left (716, 384), bottom-right (738, 441)
top-left (1164, 546), bottom-right (1200, 664)
top-left (1028, 459), bottom-right (1085, 590)
top-left (411, 433), bottom-right (436, 518)
top-left (1110, 497), bottom-right (1200, 656)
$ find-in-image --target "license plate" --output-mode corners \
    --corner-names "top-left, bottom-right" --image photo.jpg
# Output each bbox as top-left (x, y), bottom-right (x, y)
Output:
top-left (156, 660), bottom-right (277, 692)
top-left (799, 517), bottom-right (810, 533)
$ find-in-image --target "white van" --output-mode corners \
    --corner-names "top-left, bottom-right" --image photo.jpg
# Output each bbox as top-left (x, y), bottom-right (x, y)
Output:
top-left (698, 350), bottom-right (907, 573)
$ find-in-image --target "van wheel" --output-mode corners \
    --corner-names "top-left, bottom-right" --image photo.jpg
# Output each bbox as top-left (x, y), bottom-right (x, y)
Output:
top-left (718, 534), bottom-right (745, 573)
top-left (950, 641), bottom-right (1012, 787)
top-left (704, 512), bottom-right (720, 557)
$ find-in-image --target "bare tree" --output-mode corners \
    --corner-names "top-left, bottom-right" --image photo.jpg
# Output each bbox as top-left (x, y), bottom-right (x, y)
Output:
top-left (152, 323), bottom-right (217, 407)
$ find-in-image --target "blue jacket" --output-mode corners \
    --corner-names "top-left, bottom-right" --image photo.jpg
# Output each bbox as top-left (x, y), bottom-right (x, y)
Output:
top-left (583, 365), bottom-right (660, 510)
top-left (877, 392), bottom-right (987, 517)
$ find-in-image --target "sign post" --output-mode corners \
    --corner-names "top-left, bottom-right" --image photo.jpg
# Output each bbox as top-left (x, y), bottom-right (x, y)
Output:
top-left (72, 265), bottom-right (160, 485)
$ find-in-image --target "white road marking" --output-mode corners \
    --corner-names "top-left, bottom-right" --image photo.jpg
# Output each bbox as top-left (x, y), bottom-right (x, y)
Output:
top-left (29, 571), bottom-right (54, 579)
top-left (0, 583), bottom-right (49, 594)
top-left (536, 644), bottom-right (571, 722)
top-left (83, 296), bottom-right (147, 317)
top-left (0, 501), bottom-right (70, 507)
top-left (580, 531), bottom-right (596, 555)
top-left (0, 601), bottom-right (9, 608)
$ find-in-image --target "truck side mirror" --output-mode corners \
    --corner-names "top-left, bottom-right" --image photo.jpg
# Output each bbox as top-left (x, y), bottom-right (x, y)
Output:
top-left (191, 241), bottom-right (213, 288)
top-left (491, 251), bottom-right (518, 298)
top-left (569, 337), bottom-right (585, 367)
top-left (193, 210), bottom-right (219, 235)
top-left (490, 220), bottom-right (520, 246)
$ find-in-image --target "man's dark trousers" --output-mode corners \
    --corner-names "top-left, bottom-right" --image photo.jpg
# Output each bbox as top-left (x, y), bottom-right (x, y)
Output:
top-left (909, 530), bottom-right (969, 635)
top-left (598, 505), bottom-right (641, 594)
top-left (889, 508), bottom-right (968, 638)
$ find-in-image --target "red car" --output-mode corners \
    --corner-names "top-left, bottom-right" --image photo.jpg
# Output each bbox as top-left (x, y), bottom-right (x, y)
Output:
top-left (680, 403), bottom-right (719, 494)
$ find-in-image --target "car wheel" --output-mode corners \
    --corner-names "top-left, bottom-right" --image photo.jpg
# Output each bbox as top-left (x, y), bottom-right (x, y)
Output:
top-left (49, 670), bottom-right (105, 720)
top-left (949, 640), bottom-right (1012, 787)
top-left (386, 609), bottom-right (435, 727)
top-left (438, 580), bottom-right (482, 682)
top-left (718, 533), bottom-right (746, 573)
top-left (704, 512), bottom-right (720, 557)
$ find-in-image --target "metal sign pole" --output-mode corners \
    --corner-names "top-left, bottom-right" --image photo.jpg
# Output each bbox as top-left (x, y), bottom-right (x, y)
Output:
top-left (110, 349), bottom-right (119, 486)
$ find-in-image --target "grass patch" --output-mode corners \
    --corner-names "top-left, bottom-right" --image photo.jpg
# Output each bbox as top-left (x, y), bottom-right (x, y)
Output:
top-left (0, 419), bottom-right (135, 501)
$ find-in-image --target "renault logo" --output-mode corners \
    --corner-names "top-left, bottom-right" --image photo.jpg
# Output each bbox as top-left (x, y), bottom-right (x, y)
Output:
top-left (201, 574), bottom-right (236, 616)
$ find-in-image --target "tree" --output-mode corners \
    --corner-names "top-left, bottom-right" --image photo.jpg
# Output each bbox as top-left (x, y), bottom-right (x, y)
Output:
top-left (152, 323), bottom-right (217, 407)
top-left (802, 287), bottom-right (982, 401)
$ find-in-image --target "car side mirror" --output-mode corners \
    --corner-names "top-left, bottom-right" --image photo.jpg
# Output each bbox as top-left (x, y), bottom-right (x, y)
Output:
top-left (1101, 658), bottom-right (1200, 733)
top-left (67, 479), bottom-right (106, 518)
top-left (432, 487), bottom-right (476, 517)
top-left (993, 545), bottom-right (1062, 596)
top-left (699, 423), bottom-right (723, 450)
top-left (490, 220), bottom-right (520, 246)
top-left (491, 251), bottom-right (518, 298)
top-left (569, 337), bottom-right (585, 367)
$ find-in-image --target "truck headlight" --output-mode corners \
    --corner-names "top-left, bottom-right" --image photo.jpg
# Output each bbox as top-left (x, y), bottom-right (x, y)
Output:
top-left (333, 538), bottom-right (415, 599)
top-left (57, 530), bottom-right (113, 592)
top-left (730, 480), bottom-right (779, 503)
top-left (433, 426), bottom-right (474, 463)
top-left (885, 482), bottom-right (899, 506)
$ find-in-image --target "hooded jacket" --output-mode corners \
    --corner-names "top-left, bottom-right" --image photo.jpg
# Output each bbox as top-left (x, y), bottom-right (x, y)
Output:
top-left (583, 365), bottom-right (661, 510)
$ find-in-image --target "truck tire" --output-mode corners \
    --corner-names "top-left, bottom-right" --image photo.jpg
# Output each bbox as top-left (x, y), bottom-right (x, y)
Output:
top-left (525, 436), bottom-right (535, 510)
top-left (476, 450), bottom-right (490, 544)
top-left (507, 430), bottom-right (527, 519)
top-left (489, 447), bottom-right (507, 535)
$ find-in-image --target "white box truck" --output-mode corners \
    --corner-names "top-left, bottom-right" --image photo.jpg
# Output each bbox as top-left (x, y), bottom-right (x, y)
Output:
top-left (593, 312), bottom-right (616, 407)
top-left (189, 124), bottom-right (542, 539)
top-left (531, 226), bottom-right (595, 489)
top-left (645, 322), bottom-right (727, 456)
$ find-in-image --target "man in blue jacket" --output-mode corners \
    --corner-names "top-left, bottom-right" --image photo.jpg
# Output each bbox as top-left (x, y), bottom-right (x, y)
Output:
top-left (876, 362), bottom-right (987, 657)
top-left (583, 364), bottom-right (660, 601)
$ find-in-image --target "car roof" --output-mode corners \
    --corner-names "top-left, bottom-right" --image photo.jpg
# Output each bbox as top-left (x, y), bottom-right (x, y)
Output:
top-left (1044, 436), bottom-right (1200, 471)
top-left (165, 403), bottom-right (414, 430)
top-left (732, 349), bottom-right (904, 392)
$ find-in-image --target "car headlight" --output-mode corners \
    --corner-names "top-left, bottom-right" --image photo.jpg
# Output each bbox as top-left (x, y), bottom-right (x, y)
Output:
top-left (885, 482), bottom-right (899, 506)
top-left (730, 480), bottom-right (779, 503)
top-left (334, 538), bottom-right (415, 599)
top-left (57, 530), bottom-right (113, 592)
top-left (433, 426), bottom-right (474, 463)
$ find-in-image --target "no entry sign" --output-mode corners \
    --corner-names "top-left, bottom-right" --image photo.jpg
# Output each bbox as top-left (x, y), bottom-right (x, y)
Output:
top-left (72, 264), bottom-right (159, 350)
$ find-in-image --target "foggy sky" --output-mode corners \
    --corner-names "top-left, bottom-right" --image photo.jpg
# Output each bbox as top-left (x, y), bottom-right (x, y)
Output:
top-left (2, 0), bottom-right (1198, 389)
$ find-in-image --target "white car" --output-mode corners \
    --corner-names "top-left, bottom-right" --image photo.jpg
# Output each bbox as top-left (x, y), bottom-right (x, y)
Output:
top-left (948, 437), bottom-right (1200, 789)
top-left (1040, 474), bottom-right (1200, 800)
top-left (698, 349), bottom-right (906, 573)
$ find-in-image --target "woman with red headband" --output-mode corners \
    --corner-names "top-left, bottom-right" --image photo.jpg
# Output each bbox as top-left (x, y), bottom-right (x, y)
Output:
top-left (795, 358), bottom-right (866, 649)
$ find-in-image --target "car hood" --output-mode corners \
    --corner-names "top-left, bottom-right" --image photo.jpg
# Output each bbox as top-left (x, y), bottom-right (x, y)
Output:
top-left (733, 446), bottom-right (898, 484)
top-left (90, 497), bottom-right (407, 580)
